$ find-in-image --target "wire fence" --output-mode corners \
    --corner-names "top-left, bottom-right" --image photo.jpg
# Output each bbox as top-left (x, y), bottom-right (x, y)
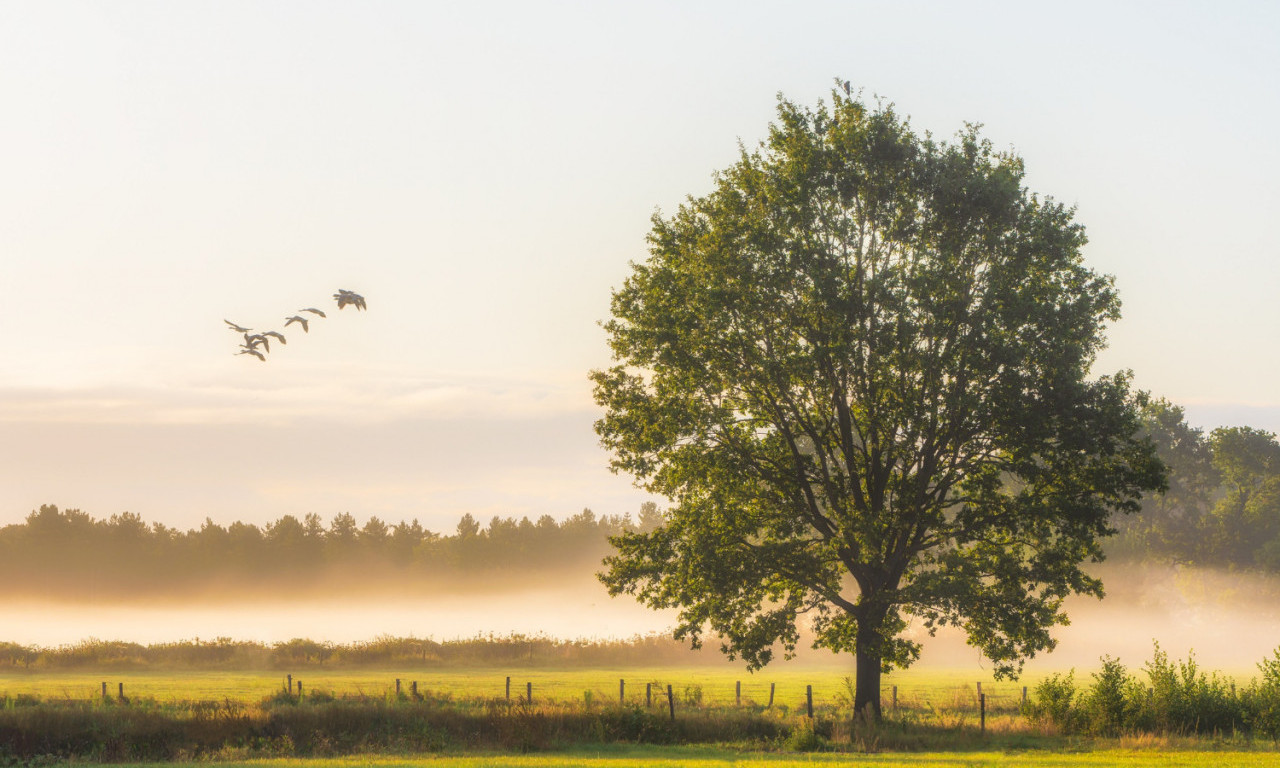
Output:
top-left (59, 672), bottom-right (1030, 718)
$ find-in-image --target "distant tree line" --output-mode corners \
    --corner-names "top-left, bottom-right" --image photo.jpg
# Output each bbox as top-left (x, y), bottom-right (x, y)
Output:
top-left (0, 503), bottom-right (664, 599)
top-left (2, 399), bottom-right (1277, 601)
top-left (1112, 398), bottom-right (1280, 569)
top-left (0, 633), bottom-right (709, 670)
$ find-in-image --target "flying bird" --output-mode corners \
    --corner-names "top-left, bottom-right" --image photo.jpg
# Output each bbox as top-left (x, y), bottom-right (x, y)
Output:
top-left (228, 287), bottom-right (364, 363)
top-left (333, 289), bottom-right (366, 311)
top-left (244, 333), bottom-right (270, 353)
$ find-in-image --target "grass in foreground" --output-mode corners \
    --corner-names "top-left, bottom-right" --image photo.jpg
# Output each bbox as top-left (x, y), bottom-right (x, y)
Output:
top-left (66, 743), bottom-right (1280, 768)
top-left (3, 690), bottom-right (1278, 765)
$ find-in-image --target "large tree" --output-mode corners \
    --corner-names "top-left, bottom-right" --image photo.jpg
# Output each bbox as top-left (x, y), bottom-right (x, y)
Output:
top-left (592, 87), bottom-right (1165, 718)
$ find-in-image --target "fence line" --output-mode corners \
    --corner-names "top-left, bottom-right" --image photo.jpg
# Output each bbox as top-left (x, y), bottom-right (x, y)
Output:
top-left (56, 674), bottom-right (1030, 715)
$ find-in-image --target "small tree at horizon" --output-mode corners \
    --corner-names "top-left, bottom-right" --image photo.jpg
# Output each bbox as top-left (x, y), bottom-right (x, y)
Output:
top-left (592, 86), bottom-right (1165, 719)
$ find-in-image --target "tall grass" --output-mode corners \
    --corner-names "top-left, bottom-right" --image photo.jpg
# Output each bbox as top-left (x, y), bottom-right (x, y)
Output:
top-left (0, 687), bottom-right (799, 762)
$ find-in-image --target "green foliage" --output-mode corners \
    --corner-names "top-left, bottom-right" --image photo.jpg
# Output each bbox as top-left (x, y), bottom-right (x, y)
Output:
top-left (1025, 644), bottom-right (1248, 736)
top-left (1025, 671), bottom-right (1077, 731)
top-left (594, 83), bottom-right (1164, 716)
top-left (1245, 649), bottom-right (1280, 741)
top-left (1079, 657), bottom-right (1138, 735)
top-left (1137, 644), bottom-right (1240, 733)
top-left (1111, 399), bottom-right (1218, 560)
top-left (1114, 409), bottom-right (1280, 571)
top-left (1211, 428), bottom-right (1280, 491)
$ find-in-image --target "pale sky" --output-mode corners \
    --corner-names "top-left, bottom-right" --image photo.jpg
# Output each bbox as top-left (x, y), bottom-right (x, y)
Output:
top-left (1, 1), bottom-right (1277, 532)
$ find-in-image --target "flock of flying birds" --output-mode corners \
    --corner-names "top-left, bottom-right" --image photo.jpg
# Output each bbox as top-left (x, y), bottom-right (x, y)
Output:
top-left (225, 289), bottom-right (366, 361)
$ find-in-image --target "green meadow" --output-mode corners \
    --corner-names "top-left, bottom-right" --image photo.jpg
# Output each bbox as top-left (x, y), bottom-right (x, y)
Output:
top-left (6, 663), bottom-right (1280, 766)
top-left (0, 666), bottom-right (1049, 711)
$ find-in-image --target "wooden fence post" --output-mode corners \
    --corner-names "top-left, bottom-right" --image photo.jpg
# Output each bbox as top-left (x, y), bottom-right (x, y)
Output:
top-left (806, 685), bottom-right (813, 718)
top-left (118, 682), bottom-right (124, 702)
top-left (646, 682), bottom-right (652, 708)
top-left (736, 680), bottom-right (741, 707)
top-left (297, 681), bottom-right (303, 698)
top-left (892, 685), bottom-right (897, 711)
top-left (1022, 686), bottom-right (1027, 706)
top-left (101, 682), bottom-right (107, 700)
top-left (395, 679), bottom-right (401, 695)
top-left (506, 676), bottom-right (511, 701)
top-left (666, 684), bottom-right (675, 721)
top-left (980, 692), bottom-right (986, 735)
top-left (620, 679), bottom-right (625, 705)
top-left (526, 682), bottom-right (532, 704)
top-left (768, 682), bottom-right (775, 708)
top-left (286, 674), bottom-right (292, 693)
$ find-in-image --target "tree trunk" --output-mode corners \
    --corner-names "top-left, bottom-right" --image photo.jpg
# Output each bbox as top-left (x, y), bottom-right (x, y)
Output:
top-left (854, 645), bottom-right (882, 721)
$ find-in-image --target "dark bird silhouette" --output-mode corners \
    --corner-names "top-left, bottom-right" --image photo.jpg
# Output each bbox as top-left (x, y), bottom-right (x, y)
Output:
top-left (333, 289), bottom-right (366, 311)
top-left (228, 288), bottom-right (364, 362)
top-left (244, 333), bottom-right (270, 353)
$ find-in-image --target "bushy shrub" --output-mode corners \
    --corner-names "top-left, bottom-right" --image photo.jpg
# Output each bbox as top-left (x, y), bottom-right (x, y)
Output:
top-left (1079, 657), bottom-right (1140, 735)
top-left (1245, 649), bottom-right (1280, 741)
top-left (1137, 643), bottom-right (1243, 734)
top-left (1024, 671), bottom-right (1076, 731)
top-left (1021, 644), bottom-right (1253, 736)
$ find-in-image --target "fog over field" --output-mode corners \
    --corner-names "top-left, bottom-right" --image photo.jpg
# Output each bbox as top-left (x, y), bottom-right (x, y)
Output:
top-left (6, 562), bottom-right (1278, 675)
top-left (913, 563), bottom-right (1280, 672)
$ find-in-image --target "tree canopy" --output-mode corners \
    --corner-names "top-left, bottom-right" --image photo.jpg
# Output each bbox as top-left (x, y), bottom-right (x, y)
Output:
top-left (592, 86), bottom-right (1165, 717)
top-left (1112, 402), bottom-right (1280, 570)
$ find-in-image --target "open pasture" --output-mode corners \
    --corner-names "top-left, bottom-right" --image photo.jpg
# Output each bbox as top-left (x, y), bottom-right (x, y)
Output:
top-left (0, 665), bottom-right (1054, 714)
top-left (7, 665), bottom-right (1280, 764)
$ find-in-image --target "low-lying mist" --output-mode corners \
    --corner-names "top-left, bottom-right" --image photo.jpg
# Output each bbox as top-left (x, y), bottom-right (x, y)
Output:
top-left (912, 562), bottom-right (1280, 673)
top-left (5, 561), bottom-right (1278, 674)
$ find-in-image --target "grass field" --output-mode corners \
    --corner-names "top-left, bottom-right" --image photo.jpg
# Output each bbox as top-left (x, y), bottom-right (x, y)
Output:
top-left (0, 665), bottom-right (1054, 713)
top-left (5, 665), bottom-right (1278, 764)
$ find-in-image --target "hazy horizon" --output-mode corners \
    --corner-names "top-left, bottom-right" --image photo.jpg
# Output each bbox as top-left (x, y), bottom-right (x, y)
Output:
top-left (5, 561), bottom-right (1279, 676)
